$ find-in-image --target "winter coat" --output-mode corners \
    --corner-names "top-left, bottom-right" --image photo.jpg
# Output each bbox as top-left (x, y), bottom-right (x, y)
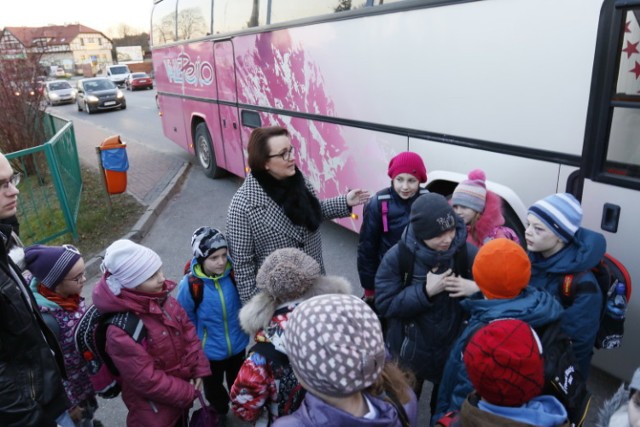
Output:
top-left (465, 190), bottom-right (519, 247)
top-left (528, 227), bottom-right (606, 375)
top-left (176, 258), bottom-right (248, 361)
top-left (596, 385), bottom-right (633, 427)
top-left (272, 392), bottom-right (410, 427)
top-left (440, 393), bottom-right (570, 427)
top-left (375, 217), bottom-right (477, 382)
top-left (357, 186), bottom-right (428, 291)
top-left (30, 279), bottom-right (95, 408)
top-left (0, 225), bottom-right (68, 427)
top-left (230, 275), bottom-right (351, 426)
top-left (226, 172), bottom-right (351, 304)
top-left (92, 276), bottom-right (211, 427)
top-left (434, 287), bottom-right (564, 420)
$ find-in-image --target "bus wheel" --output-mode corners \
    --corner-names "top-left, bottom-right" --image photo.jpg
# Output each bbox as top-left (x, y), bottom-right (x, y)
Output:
top-left (195, 123), bottom-right (226, 179)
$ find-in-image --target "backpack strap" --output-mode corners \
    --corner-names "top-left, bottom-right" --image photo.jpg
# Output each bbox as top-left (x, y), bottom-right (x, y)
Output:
top-left (453, 244), bottom-right (470, 279)
top-left (378, 193), bottom-right (392, 233)
top-left (96, 312), bottom-right (147, 376)
top-left (41, 312), bottom-right (60, 340)
top-left (188, 275), bottom-right (205, 311)
top-left (249, 341), bottom-right (289, 369)
top-left (560, 271), bottom-right (589, 307)
top-left (397, 241), bottom-right (415, 289)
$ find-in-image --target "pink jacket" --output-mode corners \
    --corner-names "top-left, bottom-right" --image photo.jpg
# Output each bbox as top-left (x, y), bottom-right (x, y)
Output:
top-left (93, 276), bottom-right (211, 427)
top-left (467, 191), bottom-right (520, 248)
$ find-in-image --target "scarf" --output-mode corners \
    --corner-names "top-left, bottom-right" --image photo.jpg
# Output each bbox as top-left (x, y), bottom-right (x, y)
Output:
top-left (38, 283), bottom-right (80, 312)
top-left (253, 168), bottom-right (322, 232)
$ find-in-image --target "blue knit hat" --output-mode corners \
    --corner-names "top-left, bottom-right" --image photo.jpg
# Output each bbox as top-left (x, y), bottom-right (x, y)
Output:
top-left (528, 193), bottom-right (582, 242)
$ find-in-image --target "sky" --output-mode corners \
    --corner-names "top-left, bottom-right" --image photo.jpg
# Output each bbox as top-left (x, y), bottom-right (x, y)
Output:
top-left (0, 0), bottom-right (153, 36)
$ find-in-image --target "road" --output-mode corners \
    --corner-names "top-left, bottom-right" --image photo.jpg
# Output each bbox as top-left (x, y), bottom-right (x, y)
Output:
top-left (51, 82), bottom-right (622, 426)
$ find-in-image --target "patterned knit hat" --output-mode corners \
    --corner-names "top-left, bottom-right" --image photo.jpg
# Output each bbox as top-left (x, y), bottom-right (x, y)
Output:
top-left (191, 226), bottom-right (227, 261)
top-left (451, 169), bottom-right (487, 213)
top-left (472, 238), bottom-right (530, 299)
top-left (24, 244), bottom-right (82, 289)
top-left (464, 319), bottom-right (544, 407)
top-left (285, 294), bottom-right (385, 397)
top-left (102, 240), bottom-right (162, 295)
top-left (528, 193), bottom-right (583, 243)
top-left (410, 193), bottom-right (457, 240)
top-left (387, 152), bottom-right (427, 183)
top-left (255, 248), bottom-right (321, 302)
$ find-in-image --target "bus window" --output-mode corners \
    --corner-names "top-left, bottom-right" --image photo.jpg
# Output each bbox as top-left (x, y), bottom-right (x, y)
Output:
top-left (177, 0), bottom-right (211, 40)
top-left (605, 9), bottom-right (640, 178)
top-left (152, 0), bottom-right (177, 46)
top-left (270, 0), bottom-right (369, 24)
top-left (213, 0), bottom-right (266, 34)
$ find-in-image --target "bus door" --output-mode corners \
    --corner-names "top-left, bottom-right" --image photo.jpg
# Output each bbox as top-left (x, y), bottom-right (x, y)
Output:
top-left (213, 40), bottom-right (245, 177)
top-left (580, 3), bottom-right (640, 380)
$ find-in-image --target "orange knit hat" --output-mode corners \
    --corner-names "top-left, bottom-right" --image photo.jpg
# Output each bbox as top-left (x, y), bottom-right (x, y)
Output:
top-left (472, 238), bottom-right (530, 299)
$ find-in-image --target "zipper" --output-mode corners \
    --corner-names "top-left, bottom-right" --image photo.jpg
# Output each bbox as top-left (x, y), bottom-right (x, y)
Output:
top-left (202, 326), bottom-right (208, 348)
top-left (214, 279), bottom-right (233, 357)
top-left (148, 400), bottom-right (159, 413)
top-left (28, 369), bottom-right (36, 400)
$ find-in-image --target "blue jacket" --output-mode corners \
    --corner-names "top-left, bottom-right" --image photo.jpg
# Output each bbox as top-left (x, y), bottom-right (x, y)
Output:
top-left (177, 258), bottom-right (249, 361)
top-left (273, 392), bottom-right (412, 427)
top-left (528, 227), bottom-right (606, 375)
top-left (434, 287), bottom-right (564, 422)
top-left (357, 187), bottom-right (428, 291)
top-left (375, 217), bottom-right (477, 382)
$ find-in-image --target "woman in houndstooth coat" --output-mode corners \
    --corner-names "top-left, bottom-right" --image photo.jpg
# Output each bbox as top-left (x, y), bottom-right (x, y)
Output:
top-left (226, 126), bottom-right (369, 304)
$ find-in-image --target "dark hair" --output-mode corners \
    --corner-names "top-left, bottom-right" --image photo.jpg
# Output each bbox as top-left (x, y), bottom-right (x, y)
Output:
top-left (247, 126), bottom-right (290, 172)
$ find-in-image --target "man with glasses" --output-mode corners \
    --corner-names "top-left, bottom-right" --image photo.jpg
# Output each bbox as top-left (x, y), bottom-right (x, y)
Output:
top-left (0, 152), bottom-right (69, 426)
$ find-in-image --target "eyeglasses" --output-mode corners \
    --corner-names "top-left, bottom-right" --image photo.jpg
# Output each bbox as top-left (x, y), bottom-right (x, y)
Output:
top-left (0, 172), bottom-right (21, 190)
top-left (268, 146), bottom-right (295, 161)
top-left (65, 271), bottom-right (86, 284)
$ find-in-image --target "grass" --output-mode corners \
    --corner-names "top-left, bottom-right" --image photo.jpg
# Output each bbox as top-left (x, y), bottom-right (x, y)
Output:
top-left (19, 166), bottom-right (144, 258)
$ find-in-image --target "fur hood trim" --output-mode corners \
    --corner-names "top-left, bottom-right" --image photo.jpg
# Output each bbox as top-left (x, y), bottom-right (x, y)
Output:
top-left (596, 385), bottom-right (629, 427)
top-left (239, 275), bottom-right (352, 336)
top-left (469, 190), bottom-right (505, 246)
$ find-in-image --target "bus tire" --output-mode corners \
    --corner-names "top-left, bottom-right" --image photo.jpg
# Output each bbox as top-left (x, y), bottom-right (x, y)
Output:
top-left (195, 123), bottom-right (226, 179)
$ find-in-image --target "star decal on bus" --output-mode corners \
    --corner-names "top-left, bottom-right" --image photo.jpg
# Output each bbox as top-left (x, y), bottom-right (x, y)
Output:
top-left (622, 40), bottom-right (639, 59)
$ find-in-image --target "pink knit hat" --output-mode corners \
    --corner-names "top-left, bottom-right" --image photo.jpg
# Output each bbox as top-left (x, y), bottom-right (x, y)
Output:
top-left (387, 152), bottom-right (427, 183)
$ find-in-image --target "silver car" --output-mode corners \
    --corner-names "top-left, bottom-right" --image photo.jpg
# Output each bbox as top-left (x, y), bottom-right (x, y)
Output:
top-left (44, 80), bottom-right (77, 106)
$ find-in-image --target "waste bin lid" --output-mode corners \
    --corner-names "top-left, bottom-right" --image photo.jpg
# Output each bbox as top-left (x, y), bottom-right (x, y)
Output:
top-left (100, 135), bottom-right (126, 150)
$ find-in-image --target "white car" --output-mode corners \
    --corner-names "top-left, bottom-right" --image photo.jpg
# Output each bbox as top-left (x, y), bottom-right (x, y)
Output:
top-left (44, 80), bottom-right (77, 106)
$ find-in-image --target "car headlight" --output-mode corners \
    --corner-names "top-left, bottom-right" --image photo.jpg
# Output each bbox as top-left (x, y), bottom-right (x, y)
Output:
top-left (49, 93), bottom-right (60, 100)
top-left (71, 89), bottom-right (77, 96)
top-left (87, 95), bottom-right (99, 102)
top-left (116, 90), bottom-right (124, 99)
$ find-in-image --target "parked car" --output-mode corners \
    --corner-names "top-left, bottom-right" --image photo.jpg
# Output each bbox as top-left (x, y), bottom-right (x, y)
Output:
top-left (76, 77), bottom-right (126, 114)
top-left (44, 80), bottom-right (76, 105)
top-left (125, 72), bottom-right (154, 91)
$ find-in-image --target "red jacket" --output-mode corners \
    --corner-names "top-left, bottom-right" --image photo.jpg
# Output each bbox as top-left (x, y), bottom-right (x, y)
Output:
top-left (93, 276), bottom-right (211, 427)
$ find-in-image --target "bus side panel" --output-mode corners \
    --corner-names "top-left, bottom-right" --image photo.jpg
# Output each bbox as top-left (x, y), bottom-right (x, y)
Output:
top-left (583, 183), bottom-right (640, 380)
top-left (157, 94), bottom-right (191, 153)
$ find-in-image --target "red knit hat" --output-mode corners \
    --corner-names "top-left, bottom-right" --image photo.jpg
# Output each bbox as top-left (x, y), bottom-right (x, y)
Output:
top-left (387, 152), bottom-right (427, 183)
top-left (472, 238), bottom-right (530, 299)
top-left (464, 319), bottom-right (544, 407)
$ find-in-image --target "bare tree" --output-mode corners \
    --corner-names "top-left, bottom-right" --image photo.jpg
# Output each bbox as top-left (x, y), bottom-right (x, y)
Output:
top-left (177, 7), bottom-right (207, 40)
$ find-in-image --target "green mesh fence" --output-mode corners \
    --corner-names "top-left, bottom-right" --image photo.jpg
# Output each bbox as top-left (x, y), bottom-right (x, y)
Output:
top-left (6, 113), bottom-right (81, 244)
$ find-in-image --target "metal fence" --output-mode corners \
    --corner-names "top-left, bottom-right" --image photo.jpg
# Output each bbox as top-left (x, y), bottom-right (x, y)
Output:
top-left (6, 113), bottom-right (82, 244)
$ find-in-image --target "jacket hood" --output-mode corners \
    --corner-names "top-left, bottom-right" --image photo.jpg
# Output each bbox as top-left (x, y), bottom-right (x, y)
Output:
top-left (596, 385), bottom-right (629, 427)
top-left (239, 275), bottom-right (352, 336)
top-left (29, 277), bottom-right (61, 310)
top-left (530, 228), bottom-right (606, 274)
top-left (462, 287), bottom-right (563, 328)
top-left (479, 394), bottom-right (568, 426)
top-left (190, 257), bottom-right (232, 280)
top-left (402, 215), bottom-right (468, 273)
top-left (92, 273), bottom-right (176, 314)
top-left (468, 190), bottom-right (505, 245)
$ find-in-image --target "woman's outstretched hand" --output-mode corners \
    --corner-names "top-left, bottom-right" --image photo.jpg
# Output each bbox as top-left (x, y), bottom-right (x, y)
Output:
top-left (346, 189), bottom-right (371, 207)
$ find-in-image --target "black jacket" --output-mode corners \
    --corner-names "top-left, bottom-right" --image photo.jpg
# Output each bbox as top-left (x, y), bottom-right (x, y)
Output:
top-left (0, 224), bottom-right (68, 426)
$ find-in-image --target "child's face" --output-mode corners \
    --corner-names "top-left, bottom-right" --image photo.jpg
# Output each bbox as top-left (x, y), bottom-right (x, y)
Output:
top-left (524, 214), bottom-right (564, 257)
top-left (392, 173), bottom-right (420, 199)
top-left (135, 269), bottom-right (166, 293)
top-left (203, 248), bottom-right (228, 276)
top-left (453, 205), bottom-right (479, 225)
top-left (630, 390), bottom-right (640, 427)
top-left (423, 229), bottom-right (456, 252)
top-left (55, 258), bottom-right (86, 298)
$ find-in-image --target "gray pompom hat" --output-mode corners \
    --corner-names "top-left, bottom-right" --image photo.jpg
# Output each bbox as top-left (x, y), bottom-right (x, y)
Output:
top-left (255, 248), bottom-right (321, 302)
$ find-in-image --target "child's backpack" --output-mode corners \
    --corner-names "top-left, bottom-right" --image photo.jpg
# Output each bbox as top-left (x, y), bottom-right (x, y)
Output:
top-left (183, 260), bottom-right (236, 311)
top-left (560, 253), bottom-right (632, 350)
top-left (249, 341), bottom-right (305, 417)
top-left (74, 305), bottom-right (147, 398)
top-left (396, 238), bottom-right (471, 288)
top-left (377, 188), bottom-right (428, 232)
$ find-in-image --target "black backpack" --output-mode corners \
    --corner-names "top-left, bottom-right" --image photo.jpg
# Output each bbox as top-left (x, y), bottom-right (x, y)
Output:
top-left (396, 239), bottom-right (471, 288)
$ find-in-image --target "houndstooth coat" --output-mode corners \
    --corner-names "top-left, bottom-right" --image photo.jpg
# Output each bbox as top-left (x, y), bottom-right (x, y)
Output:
top-left (226, 172), bottom-right (350, 304)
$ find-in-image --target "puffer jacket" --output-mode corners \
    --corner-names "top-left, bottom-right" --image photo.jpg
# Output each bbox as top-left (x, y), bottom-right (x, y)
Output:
top-left (176, 258), bottom-right (248, 361)
top-left (434, 287), bottom-right (564, 420)
top-left (273, 392), bottom-right (409, 427)
top-left (226, 172), bottom-right (351, 304)
top-left (92, 275), bottom-right (210, 427)
top-left (230, 275), bottom-right (352, 426)
top-left (30, 278), bottom-right (95, 408)
top-left (596, 385), bottom-right (632, 427)
top-left (357, 186), bottom-right (428, 291)
top-left (375, 217), bottom-right (477, 382)
top-left (0, 225), bottom-right (69, 427)
top-left (528, 227), bottom-right (606, 375)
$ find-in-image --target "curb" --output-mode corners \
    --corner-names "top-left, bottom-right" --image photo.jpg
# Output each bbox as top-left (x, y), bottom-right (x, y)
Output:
top-left (83, 161), bottom-right (192, 280)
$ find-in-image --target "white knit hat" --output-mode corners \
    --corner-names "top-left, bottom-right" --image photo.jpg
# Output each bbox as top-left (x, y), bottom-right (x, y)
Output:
top-left (101, 240), bottom-right (162, 295)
